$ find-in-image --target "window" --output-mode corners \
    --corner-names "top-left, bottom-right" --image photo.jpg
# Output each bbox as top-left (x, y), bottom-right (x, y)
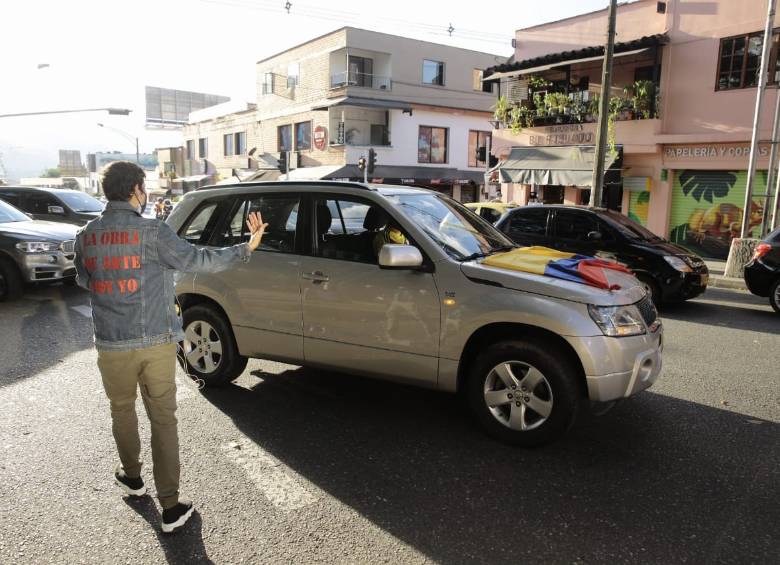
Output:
top-left (468, 130), bottom-right (491, 168)
top-left (717, 31), bottom-right (780, 90)
top-left (315, 197), bottom-right (402, 264)
top-left (506, 209), bottom-right (549, 239)
top-left (423, 60), bottom-right (445, 86)
top-left (223, 195), bottom-right (300, 253)
top-left (295, 121), bottom-right (311, 151)
top-left (472, 69), bottom-right (483, 91)
top-left (262, 72), bottom-right (274, 95)
top-left (25, 193), bottom-right (60, 215)
top-left (198, 137), bottom-right (208, 159)
top-left (480, 208), bottom-right (502, 224)
top-left (278, 125), bottom-right (292, 152)
top-left (554, 209), bottom-right (599, 240)
top-left (182, 202), bottom-right (219, 244)
top-left (163, 161), bottom-right (175, 175)
top-left (370, 124), bottom-right (389, 146)
top-left (235, 131), bottom-right (246, 155)
top-left (223, 133), bottom-right (234, 157)
top-left (418, 126), bottom-right (448, 164)
top-left (287, 63), bottom-right (299, 88)
top-left (186, 140), bottom-right (195, 160)
top-left (348, 56), bottom-right (373, 87)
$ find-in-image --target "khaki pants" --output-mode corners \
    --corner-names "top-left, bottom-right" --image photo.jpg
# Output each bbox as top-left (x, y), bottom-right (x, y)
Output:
top-left (97, 343), bottom-right (180, 509)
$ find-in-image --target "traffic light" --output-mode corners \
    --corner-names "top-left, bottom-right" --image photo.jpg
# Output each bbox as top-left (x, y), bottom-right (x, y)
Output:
top-left (278, 151), bottom-right (288, 174)
top-left (357, 156), bottom-right (366, 171)
top-left (367, 148), bottom-right (377, 174)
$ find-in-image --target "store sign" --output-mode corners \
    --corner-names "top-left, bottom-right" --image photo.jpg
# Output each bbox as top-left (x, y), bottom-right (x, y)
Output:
top-left (529, 124), bottom-right (594, 146)
top-left (663, 143), bottom-right (769, 160)
top-left (314, 126), bottom-right (327, 150)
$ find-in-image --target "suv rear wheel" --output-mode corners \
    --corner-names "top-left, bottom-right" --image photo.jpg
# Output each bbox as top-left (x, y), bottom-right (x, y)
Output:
top-left (180, 304), bottom-right (247, 387)
top-left (770, 278), bottom-right (780, 314)
top-left (467, 339), bottom-right (582, 446)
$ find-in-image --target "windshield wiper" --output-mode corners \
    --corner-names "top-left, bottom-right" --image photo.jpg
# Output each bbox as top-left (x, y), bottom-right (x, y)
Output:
top-left (459, 245), bottom-right (516, 262)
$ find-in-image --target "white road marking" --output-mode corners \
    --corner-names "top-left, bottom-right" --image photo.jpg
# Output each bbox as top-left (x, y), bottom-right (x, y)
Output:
top-left (221, 438), bottom-right (318, 512)
top-left (71, 305), bottom-right (93, 318)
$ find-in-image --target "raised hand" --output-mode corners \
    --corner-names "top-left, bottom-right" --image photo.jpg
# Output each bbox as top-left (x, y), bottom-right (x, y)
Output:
top-left (246, 211), bottom-right (269, 252)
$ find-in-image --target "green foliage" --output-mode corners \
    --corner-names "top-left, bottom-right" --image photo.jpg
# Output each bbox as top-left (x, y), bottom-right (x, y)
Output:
top-left (527, 75), bottom-right (552, 90)
top-left (669, 223), bottom-right (689, 244)
top-left (679, 170), bottom-right (737, 203)
top-left (493, 96), bottom-right (509, 125)
top-left (509, 106), bottom-right (524, 134)
top-left (638, 191), bottom-right (651, 204)
top-left (42, 168), bottom-right (61, 178)
top-left (624, 80), bottom-right (656, 119)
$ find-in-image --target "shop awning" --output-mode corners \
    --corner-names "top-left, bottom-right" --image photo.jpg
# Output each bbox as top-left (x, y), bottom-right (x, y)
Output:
top-left (483, 34), bottom-right (667, 82)
top-left (498, 145), bottom-right (617, 187)
top-left (313, 96), bottom-right (412, 112)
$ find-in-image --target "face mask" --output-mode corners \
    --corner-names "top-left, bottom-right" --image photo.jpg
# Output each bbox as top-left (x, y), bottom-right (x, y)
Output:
top-left (135, 189), bottom-right (148, 215)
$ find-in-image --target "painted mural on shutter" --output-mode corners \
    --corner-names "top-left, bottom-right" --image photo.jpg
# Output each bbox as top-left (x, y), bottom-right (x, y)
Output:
top-left (668, 170), bottom-right (766, 259)
top-left (627, 191), bottom-right (650, 226)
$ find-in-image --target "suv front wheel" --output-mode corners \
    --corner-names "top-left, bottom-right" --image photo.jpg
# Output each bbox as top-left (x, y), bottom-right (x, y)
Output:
top-left (467, 340), bottom-right (582, 446)
top-left (180, 304), bottom-right (247, 387)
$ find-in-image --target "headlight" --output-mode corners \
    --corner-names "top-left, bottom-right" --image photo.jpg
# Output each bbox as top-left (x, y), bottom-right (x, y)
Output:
top-left (663, 255), bottom-right (692, 272)
top-left (588, 304), bottom-right (646, 337)
top-left (15, 241), bottom-right (60, 253)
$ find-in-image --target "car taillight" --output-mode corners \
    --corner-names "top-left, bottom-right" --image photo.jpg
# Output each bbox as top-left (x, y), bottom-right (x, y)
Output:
top-left (752, 243), bottom-right (771, 261)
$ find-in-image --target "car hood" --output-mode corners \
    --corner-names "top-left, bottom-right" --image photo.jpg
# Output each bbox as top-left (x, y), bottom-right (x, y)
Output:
top-left (460, 260), bottom-right (645, 306)
top-left (0, 220), bottom-right (80, 241)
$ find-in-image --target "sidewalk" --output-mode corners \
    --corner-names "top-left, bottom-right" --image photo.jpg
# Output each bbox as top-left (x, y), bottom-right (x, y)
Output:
top-left (704, 259), bottom-right (748, 291)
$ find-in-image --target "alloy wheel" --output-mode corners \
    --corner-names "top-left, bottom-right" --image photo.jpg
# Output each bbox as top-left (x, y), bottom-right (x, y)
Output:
top-left (483, 361), bottom-right (554, 431)
top-left (182, 320), bottom-right (223, 374)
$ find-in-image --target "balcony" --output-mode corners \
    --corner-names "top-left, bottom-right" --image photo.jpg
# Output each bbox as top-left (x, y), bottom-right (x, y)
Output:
top-left (330, 71), bottom-right (392, 91)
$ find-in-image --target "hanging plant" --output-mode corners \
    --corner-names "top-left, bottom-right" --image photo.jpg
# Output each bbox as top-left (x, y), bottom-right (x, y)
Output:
top-left (527, 75), bottom-right (552, 90)
top-left (607, 96), bottom-right (624, 158)
top-left (493, 95), bottom-right (509, 125)
top-left (509, 106), bottom-right (525, 134)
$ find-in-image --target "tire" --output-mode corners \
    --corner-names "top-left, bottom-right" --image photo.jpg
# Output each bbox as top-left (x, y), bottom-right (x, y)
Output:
top-left (180, 304), bottom-right (247, 387)
top-left (0, 257), bottom-right (23, 302)
top-left (770, 278), bottom-right (780, 314)
top-left (467, 339), bottom-right (582, 447)
top-left (636, 273), bottom-right (661, 307)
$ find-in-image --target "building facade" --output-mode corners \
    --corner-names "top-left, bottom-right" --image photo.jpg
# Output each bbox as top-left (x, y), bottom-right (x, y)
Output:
top-left (182, 27), bottom-right (505, 202)
top-left (484, 0), bottom-right (780, 259)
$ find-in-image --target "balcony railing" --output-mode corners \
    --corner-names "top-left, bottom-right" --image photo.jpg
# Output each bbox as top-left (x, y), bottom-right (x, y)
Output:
top-left (330, 72), bottom-right (392, 91)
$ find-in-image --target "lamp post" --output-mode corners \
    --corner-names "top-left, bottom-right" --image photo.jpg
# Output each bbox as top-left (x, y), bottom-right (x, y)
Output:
top-left (97, 123), bottom-right (140, 164)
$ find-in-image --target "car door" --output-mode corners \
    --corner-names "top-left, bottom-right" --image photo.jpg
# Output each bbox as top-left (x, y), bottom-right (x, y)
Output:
top-left (500, 207), bottom-right (552, 247)
top-left (300, 194), bottom-right (441, 387)
top-left (550, 208), bottom-right (606, 256)
top-left (208, 192), bottom-right (305, 363)
top-left (22, 192), bottom-right (65, 222)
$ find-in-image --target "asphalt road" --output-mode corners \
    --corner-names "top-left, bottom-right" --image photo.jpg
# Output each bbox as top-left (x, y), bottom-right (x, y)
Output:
top-left (0, 284), bottom-right (777, 564)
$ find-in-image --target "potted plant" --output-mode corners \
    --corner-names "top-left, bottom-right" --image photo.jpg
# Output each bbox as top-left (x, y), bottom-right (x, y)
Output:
top-left (533, 92), bottom-right (546, 118)
top-left (493, 95), bottom-right (509, 126)
top-left (586, 93), bottom-right (600, 122)
top-left (624, 80), bottom-right (655, 119)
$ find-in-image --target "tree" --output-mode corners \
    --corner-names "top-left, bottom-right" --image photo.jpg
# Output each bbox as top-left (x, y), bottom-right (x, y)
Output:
top-left (42, 168), bottom-right (62, 178)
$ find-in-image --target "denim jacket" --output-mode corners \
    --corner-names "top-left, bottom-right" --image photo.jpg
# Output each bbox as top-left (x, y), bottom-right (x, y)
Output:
top-left (75, 201), bottom-right (250, 351)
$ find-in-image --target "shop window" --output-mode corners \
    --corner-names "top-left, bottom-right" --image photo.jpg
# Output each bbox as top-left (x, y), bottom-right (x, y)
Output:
top-left (418, 126), bottom-right (448, 164)
top-left (295, 121), bottom-right (311, 151)
top-left (717, 31), bottom-right (780, 90)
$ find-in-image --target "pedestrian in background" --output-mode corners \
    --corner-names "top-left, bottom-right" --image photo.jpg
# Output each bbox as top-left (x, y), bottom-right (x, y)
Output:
top-left (74, 161), bottom-right (267, 533)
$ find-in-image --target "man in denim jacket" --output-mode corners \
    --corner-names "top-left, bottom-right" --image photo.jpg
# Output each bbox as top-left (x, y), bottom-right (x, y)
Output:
top-left (75, 161), bottom-right (266, 533)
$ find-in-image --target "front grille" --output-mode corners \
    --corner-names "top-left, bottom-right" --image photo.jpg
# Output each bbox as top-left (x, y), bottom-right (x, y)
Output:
top-left (637, 295), bottom-right (659, 328)
top-left (60, 240), bottom-right (75, 254)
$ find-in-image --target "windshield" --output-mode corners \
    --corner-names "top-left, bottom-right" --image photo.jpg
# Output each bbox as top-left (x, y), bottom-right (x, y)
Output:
top-left (602, 210), bottom-right (661, 241)
top-left (0, 199), bottom-right (31, 223)
top-left (386, 193), bottom-right (514, 260)
top-left (56, 191), bottom-right (104, 213)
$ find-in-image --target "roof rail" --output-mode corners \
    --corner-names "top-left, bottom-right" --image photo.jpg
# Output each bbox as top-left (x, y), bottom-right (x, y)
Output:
top-left (196, 180), bottom-right (375, 192)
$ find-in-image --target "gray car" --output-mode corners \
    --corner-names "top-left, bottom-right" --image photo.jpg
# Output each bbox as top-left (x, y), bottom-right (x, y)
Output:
top-left (0, 199), bottom-right (79, 300)
top-left (168, 182), bottom-right (663, 446)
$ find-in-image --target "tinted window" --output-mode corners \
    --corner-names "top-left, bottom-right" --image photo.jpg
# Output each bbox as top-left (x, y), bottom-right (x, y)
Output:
top-left (480, 208), bottom-right (502, 223)
top-left (506, 208), bottom-right (549, 238)
top-left (224, 195), bottom-right (300, 253)
top-left (181, 202), bottom-right (220, 244)
top-left (25, 193), bottom-right (60, 214)
top-left (56, 191), bottom-right (103, 212)
top-left (0, 191), bottom-right (22, 207)
top-left (554, 210), bottom-right (599, 240)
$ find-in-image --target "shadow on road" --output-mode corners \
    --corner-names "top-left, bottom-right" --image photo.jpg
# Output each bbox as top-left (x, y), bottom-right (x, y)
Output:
top-left (661, 287), bottom-right (778, 334)
top-left (0, 283), bottom-right (94, 388)
top-left (124, 497), bottom-right (214, 565)
top-left (200, 366), bottom-right (779, 564)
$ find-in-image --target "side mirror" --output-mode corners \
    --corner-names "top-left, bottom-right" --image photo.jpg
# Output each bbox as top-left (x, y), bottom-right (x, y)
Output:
top-left (48, 205), bottom-right (66, 215)
top-left (587, 230), bottom-right (602, 241)
top-left (378, 244), bottom-right (423, 269)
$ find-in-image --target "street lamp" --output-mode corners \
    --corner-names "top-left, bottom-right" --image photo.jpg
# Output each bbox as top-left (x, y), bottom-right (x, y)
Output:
top-left (0, 107), bottom-right (132, 119)
top-left (97, 123), bottom-right (139, 164)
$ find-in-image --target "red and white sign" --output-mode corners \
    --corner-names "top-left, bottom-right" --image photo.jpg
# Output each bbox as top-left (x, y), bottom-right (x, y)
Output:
top-left (314, 126), bottom-right (327, 150)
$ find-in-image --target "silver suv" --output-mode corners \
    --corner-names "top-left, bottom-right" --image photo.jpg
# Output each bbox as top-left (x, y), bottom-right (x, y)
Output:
top-left (168, 182), bottom-right (663, 446)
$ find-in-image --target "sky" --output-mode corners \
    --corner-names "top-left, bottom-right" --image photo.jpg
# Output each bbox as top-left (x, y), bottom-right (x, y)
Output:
top-left (0, 0), bottom-right (611, 179)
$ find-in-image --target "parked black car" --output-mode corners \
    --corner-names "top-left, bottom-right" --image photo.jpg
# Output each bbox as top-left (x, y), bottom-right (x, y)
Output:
top-left (494, 205), bottom-right (709, 305)
top-left (0, 186), bottom-right (103, 226)
top-left (744, 227), bottom-right (780, 313)
top-left (0, 199), bottom-right (79, 301)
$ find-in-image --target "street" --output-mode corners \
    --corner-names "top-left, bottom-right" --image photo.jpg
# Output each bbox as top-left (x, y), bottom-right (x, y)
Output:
top-left (0, 285), bottom-right (778, 564)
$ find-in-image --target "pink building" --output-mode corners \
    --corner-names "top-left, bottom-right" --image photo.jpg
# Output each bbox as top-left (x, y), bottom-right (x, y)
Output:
top-left (484, 0), bottom-right (779, 259)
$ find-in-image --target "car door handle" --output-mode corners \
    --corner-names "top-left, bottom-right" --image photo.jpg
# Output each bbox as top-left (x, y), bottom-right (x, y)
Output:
top-left (302, 271), bottom-right (329, 283)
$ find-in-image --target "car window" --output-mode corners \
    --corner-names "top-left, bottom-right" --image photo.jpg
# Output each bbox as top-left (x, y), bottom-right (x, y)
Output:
top-left (0, 192), bottom-right (22, 208)
top-left (506, 208), bottom-right (549, 238)
top-left (554, 210), bottom-right (599, 240)
top-left (181, 202), bottom-right (220, 245)
top-left (315, 197), bottom-right (406, 264)
top-left (0, 199), bottom-right (30, 222)
top-left (24, 193), bottom-right (61, 214)
top-left (224, 195), bottom-right (300, 253)
top-left (481, 208), bottom-right (501, 223)
top-left (56, 191), bottom-right (103, 213)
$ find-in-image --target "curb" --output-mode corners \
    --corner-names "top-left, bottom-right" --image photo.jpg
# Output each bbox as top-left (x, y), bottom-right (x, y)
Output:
top-left (708, 276), bottom-right (748, 291)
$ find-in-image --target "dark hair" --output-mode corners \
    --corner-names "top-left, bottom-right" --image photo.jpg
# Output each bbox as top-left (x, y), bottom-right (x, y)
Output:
top-left (102, 161), bottom-right (145, 201)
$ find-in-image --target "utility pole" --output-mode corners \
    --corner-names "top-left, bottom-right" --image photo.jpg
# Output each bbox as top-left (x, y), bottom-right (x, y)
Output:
top-left (773, 160), bottom-right (780, 230)
top-left (589, 0), bottom-right (617, 208)
top-left (741, 0), bottom-right (776, 238)
top-left (761, 88), bottom-right (780, 236)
